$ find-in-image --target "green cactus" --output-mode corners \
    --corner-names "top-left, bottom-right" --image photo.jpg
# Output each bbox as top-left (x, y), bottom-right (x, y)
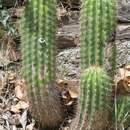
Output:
top-left (77, 66), bottom-right (110, 129)
top-left (78, 0), bottom-right (116, 129)
top-left (20, 0), bottom-right (66, 129)
top-left (20, 0), bottom-right (56, 87)
top-left (109, 43), bottom-right (117, 77)
top-left (21, 0), bottom-right (51, 110)
top-left (80, 0), bottom-right (116, 69)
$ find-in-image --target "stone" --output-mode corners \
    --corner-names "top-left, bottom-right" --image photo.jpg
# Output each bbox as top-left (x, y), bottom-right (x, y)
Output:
top-left (116, 40), bottom-right (130, 68)
top-left (0, 125), bottom-right (6, 130)
top-left (56, 47), bottom-right (80, 79)
top-left (56, 24), bottom-right (80, 49)
top-left (117, 0), bottom-right (130, 22)
top-left (116, 24), bottom-right (130, 40)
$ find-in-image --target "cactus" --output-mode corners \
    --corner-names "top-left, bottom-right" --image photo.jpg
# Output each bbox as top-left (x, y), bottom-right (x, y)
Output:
top-left (80, 0), bottom-right (116, 69)
top-left (77, 66), bottom-right (110, 129)
top-left (77, 0), bottom-right (116, 129)
top-left (20, 0), bottom-right (66, 129)
top-left (20, 0), bottom-right (57, 87)
top-left (108, 42), bottom-right (117, 78)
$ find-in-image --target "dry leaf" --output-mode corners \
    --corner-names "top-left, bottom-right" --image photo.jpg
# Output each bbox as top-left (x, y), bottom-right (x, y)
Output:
top-left (57, 7), bottom-right (67, 20)
top-left (66, 101), bottom-right (74, 106)
top-left (0, 71), bottom-right (7, 93)
top-left (56, 79), bottom-right (79, 98)
top-left (68, 87), bottom-right (78, 98)
top-left (8, 71), bottom-right (16, 81)
top-left (11, 101), bottom-right (29, 113)
top-left (26, 122), bottom-right (35, 130)
top-left (115, 64), bottom-right (130, 95)
top-left (15, 79), bottom-right (27, 101)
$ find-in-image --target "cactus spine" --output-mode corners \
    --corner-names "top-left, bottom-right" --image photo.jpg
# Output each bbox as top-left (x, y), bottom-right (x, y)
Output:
top-left (20, 0), bottom-right (65, 129)
top-left (77, 0), bottom-right (116, 129)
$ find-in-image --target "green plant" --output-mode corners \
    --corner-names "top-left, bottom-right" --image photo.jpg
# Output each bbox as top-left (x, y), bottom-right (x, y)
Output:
top-left (77, 0), bottom-right (116, 129)
top-left (80, 0), bottom-right (116, 68)
top-left (0, 10), bottom-right (16, 36)
top-left (79, 66), bottom-right (110, 129)
top-left (20, 0), bottom-right (57, 87)
top-left (20, 0), bottom-right (66, 129)
top-left (0, 0), bottom-right (2, 8)
top-left (115, 96), bottom-right (130, 129)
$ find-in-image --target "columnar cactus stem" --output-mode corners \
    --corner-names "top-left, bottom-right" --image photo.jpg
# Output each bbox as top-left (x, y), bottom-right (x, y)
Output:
top-left (78, 66), bottom-right (110, 129)
top-left (80, 0), bottom-right (116, 69)
top-left (78, 0), bottom-right (116, 129)
top-left (20, 0), bottom-right (65, 129)
top-left (21, 0), bottom-right (56, 87)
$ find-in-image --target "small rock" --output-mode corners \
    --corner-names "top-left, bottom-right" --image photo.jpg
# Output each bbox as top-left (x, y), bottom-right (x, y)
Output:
top-left (116, 40), bottom-right (130, 68)
top-left (56, 24), bottom-right (80, 49)
top-left (116, 24), bottom-right (130, 40)
top-left (117, 0), bottom-right (130, 22)
top-left (56, 47), bottom-right (80, 79)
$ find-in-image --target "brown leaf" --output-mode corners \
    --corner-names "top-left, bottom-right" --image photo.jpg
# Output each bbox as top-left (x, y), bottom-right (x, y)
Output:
top-left (1, 34), bottom-right (21, 61)
top-left (0, 71), bottom-right (7, 93)
top-left (68, 86), bottom-right (78, 98)
top-left (15, 79), bottom-right (27, 101)
top-left (57, 7), bottom-right (67, 20)
top-left (115, 64), bottom-right (130, 95)
top-left (26, 123), bottom-right (35, 130)
top-left (10, 101), bottom-right (29, 113)
top-left (7, 71), bottom-right (16, 81)
top-left (56, 79), bottom-right (79, 98)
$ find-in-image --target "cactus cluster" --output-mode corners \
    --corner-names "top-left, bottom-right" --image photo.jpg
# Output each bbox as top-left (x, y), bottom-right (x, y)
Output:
top-left (20, 0), bottom-right (119, 130)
